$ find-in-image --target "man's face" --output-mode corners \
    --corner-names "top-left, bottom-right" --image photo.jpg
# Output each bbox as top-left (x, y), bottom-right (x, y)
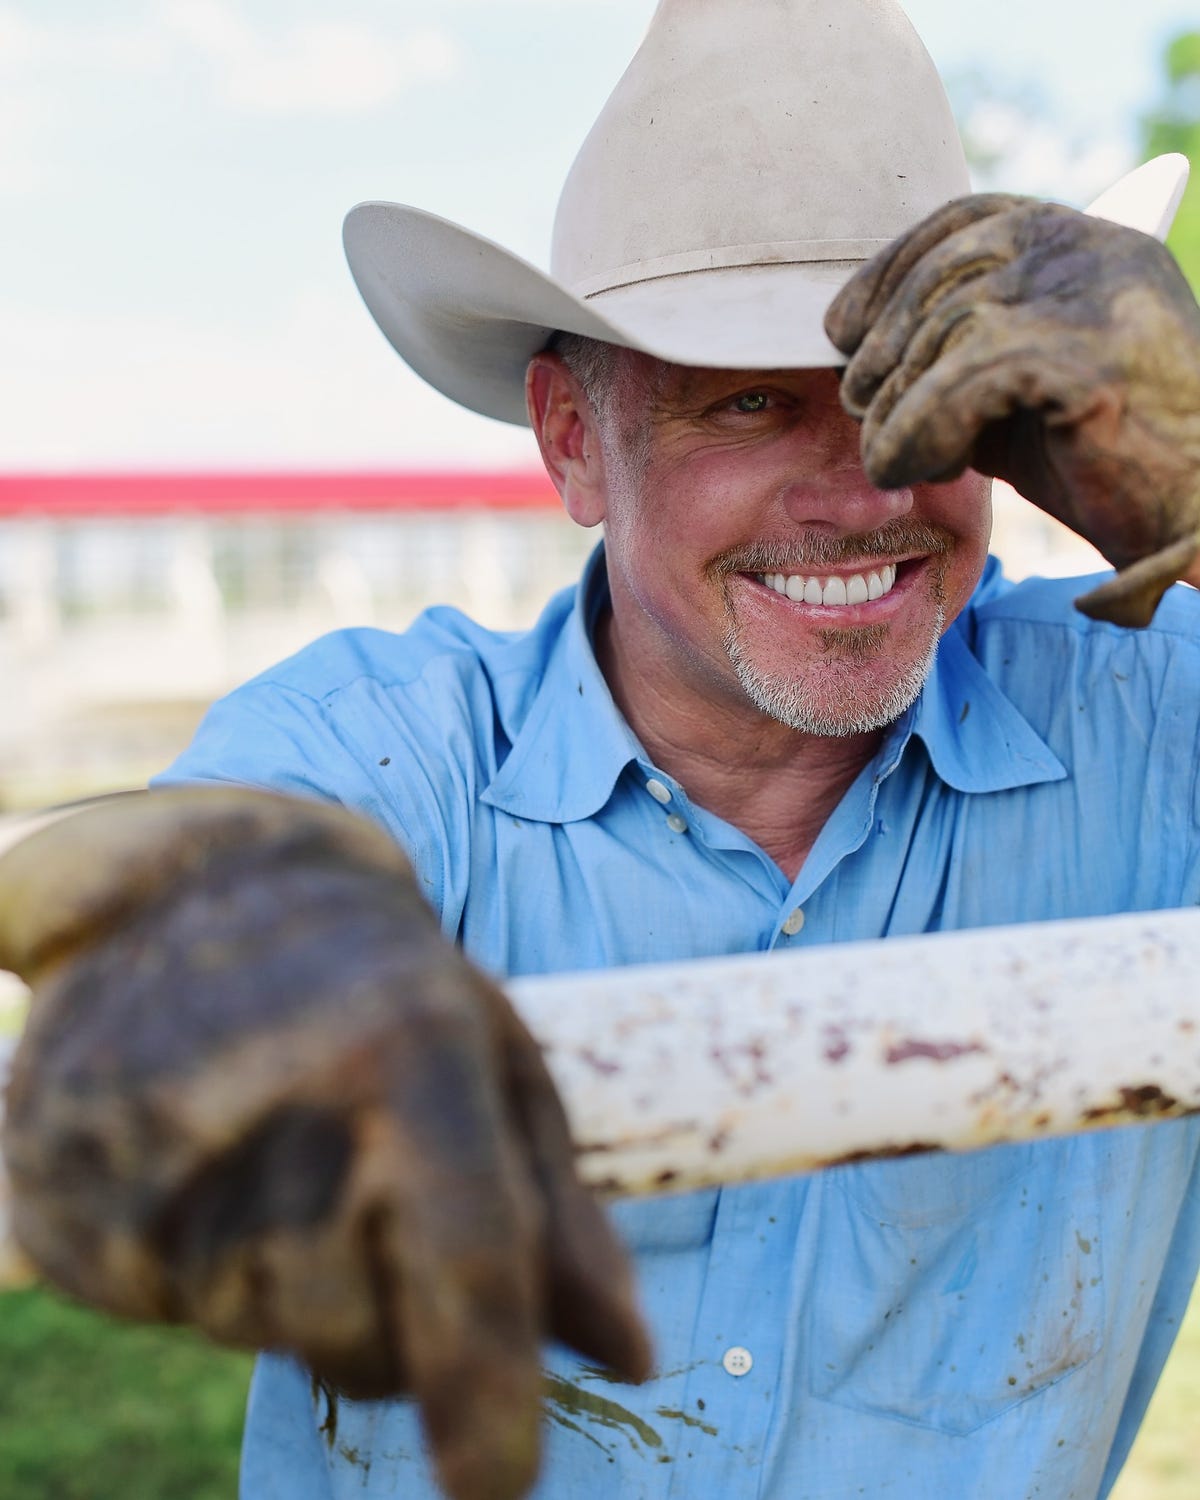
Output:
top-left (591, 355), bottom-right (992, 738)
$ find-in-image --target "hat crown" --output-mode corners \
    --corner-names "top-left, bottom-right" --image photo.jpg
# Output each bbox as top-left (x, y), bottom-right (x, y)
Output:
top-left (552, 0), bottom-right (970, 296)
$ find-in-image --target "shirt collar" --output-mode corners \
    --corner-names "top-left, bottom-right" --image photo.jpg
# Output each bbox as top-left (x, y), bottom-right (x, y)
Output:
top-left (906, 602), bottom-right (1066, 792)
top-left (482, 548), bottom-right (1066, 824)
top-left (481, 546), bottom-right (643, 823)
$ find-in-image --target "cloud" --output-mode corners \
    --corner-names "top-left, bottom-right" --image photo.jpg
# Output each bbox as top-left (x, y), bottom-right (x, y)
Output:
top-left (162, 0), bottom-right (461, 114)
top-left (0, 2), bottom-right (461, 123)
top-left (0, 91), bottom-right (48, 193)
top-left (0, 6), bottom-right (36, 63)
top-left (961, 96), bottom-right (1134, 206)
top-left (0, 4), bottom-right (170, 78)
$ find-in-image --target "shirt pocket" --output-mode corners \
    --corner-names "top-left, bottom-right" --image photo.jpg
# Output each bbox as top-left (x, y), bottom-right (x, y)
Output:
top-left (608, 1187), bottom-right (721, 1253)
top-left (806, 1141), bottom-right (1105, 1435)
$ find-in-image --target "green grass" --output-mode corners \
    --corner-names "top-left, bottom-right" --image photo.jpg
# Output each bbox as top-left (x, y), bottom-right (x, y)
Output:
top-left (1112, 1282), bottom-right (1200, 1499)
top-left (0, 1278), bottom-right (1194, 1498)
top-left (0, 1287), bottom-right (250, 1499)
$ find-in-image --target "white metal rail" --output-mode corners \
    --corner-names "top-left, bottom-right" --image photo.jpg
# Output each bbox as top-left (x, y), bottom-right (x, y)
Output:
top-left (0, 906), bottom-right (1198, 1275)
top-left (509, 906), bottom-right (1200, 1196)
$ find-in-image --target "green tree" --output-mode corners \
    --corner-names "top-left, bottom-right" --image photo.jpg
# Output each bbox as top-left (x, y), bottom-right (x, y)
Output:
top-left (1142, 31), bottom-right (1200, 292)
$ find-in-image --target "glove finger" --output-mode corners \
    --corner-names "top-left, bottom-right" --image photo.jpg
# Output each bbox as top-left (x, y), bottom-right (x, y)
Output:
top-left (825, 193), bottom-right (1029, 355)
top-left (375, 1011), bottom-right (548, 1500)
top-left (386, 1158), bottom-right (545, 1500)
top-left (857, 296), bottom-right (1011, 464)
top-left (861, 330), bottom-right (1094, 491)
top-left (491, 996), bottom-right (652, 1383)
top-left (841, 238), bottom-right (1021, 418)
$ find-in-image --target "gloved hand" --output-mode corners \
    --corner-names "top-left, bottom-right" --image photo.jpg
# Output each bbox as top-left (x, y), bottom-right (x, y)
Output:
top-left (824, 195), bottom-right (1200, 626)
top-left (0, 788), bottom-right (650, 1500)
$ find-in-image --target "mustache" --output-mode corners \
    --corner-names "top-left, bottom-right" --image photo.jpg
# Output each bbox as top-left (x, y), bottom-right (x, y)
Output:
top-left (712, 520), bottom-right (954, 576)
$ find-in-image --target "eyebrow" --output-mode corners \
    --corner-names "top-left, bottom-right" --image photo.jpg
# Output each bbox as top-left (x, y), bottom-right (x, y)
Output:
top-left (647, 367), bottom-right (804, 415)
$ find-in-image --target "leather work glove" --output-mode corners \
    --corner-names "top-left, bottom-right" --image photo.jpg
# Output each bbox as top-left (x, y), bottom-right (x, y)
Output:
top-left (0, 788), bottom-right (650, 1500)
top-left (824, 195), bottom-right (1200, 627)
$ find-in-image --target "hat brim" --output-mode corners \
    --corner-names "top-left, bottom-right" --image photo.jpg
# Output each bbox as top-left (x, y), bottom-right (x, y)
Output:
top-left (343, 203), bottom-right (855, 427)
top-left (1084, 153), bottom-right (1189, 241)
top-left (344, 155), bottom-right (1191, 430)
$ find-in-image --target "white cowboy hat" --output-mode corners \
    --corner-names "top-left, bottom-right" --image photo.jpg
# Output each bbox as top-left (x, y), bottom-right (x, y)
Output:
top-left (343, 0), bottom-right (1190, 429)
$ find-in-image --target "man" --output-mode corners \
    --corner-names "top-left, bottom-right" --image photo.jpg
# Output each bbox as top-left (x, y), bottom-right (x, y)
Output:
top-left (2, 1), bottom-right (1200, 1497)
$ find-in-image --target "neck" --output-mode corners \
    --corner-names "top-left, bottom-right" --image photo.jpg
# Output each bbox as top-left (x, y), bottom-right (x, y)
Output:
top-left (596, 609), bottom-right (882, 881)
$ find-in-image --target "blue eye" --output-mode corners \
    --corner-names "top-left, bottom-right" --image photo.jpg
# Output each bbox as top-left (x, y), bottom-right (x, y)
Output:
top-left (734, 392), bottom-right (770, 413)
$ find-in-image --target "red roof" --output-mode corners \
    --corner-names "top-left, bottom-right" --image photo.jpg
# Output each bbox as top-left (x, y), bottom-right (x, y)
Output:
top-left (0, 471), bottom-right (561, 517)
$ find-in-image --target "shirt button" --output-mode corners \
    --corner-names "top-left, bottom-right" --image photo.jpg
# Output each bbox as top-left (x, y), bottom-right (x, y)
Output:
top-left (645, 777), bottom-right (672, 804)
top-left (722, 1346), bottom-right (753, 1377)
top-left (781, 908), bottom-right (805, 936)
top-left (666, 813), bottom-right (689, 835)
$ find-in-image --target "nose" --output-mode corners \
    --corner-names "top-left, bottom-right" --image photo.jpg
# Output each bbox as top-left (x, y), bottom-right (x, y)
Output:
top-left (779, 476), bottom-right (915, 535)
top-left (775, 376), bottom-right (916, 535)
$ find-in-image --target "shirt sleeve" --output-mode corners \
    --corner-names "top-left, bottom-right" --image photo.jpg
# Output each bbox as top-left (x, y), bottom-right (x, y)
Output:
top-left (973, 576), bottom-right (1200, 912)
top-left (152, 661), bottom-right (482, 937)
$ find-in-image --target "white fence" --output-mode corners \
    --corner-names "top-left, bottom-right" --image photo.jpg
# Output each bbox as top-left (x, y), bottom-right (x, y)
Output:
top-left (2, 904), bottom-right (1197, 1280)
top-left (515, 906), bottom-right (1200, 1195)
top-left (0, 509), bottom-right (595, 808)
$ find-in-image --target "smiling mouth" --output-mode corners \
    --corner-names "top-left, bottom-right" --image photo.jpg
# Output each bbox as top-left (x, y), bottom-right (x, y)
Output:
top-left (753, 564), bottom-right (899, 608)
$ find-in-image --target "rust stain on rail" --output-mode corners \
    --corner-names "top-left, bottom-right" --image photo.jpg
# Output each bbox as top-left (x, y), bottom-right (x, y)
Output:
top-left (1081, 1083), bottom-right (1190, 1123)
top-left (884, 1037), bottom-right (988, 1066)
top-left (823, 1140), bottom-right (941, 1167)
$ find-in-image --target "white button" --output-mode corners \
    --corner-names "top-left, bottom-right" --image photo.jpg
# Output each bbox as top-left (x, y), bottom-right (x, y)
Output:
top-left (645, 777), bottom-right (672, 804)
top-left (781, 908), bottom-right (805, 936)
top-left (722, 1346), bottom-right (753, 1377)
top-left (666, 813), bottom-right (689, 835)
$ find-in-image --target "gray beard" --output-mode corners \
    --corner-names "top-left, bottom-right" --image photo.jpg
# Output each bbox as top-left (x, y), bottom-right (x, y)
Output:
top-left (722, 608), bottom-right (944, 737)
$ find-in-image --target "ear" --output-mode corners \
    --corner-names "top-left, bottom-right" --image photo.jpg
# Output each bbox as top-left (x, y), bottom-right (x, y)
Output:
top-left (525, 352), bottom-right (609, 528)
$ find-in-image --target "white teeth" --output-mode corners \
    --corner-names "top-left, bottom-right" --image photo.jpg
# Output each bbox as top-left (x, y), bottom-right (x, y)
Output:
top-left (759, 563), bottom-right (898, 607)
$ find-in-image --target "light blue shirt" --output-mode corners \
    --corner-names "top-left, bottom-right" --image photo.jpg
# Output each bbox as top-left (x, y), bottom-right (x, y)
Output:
top-left (159, 547), bottom-right (1200, 1500)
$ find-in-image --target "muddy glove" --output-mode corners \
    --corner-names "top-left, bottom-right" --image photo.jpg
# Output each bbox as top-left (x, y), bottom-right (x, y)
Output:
top-left (824, 195), bottom-right (1200, 626)
top-left (0, 788), bottom-right (649, 1500)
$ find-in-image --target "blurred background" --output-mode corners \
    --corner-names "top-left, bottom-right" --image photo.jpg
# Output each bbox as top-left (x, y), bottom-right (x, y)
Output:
top-left (0, 2), bottom-right (1198, 1495)
top-left (1, 0), bottom-right (1199, 813)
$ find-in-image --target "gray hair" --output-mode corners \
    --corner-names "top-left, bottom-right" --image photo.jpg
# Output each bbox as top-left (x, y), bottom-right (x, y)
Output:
top-left (544, 331), bottom-right (623, 417)
top-left (542, 331), bottom-right (654, 481)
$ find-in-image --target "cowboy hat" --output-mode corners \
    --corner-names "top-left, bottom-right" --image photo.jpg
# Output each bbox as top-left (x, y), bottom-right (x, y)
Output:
top-left (343, 0), bottom-right (1190, 428)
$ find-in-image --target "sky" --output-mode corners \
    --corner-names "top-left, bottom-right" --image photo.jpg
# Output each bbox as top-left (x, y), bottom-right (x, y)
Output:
top-left (1, 0), bottom-right (1196, 471)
